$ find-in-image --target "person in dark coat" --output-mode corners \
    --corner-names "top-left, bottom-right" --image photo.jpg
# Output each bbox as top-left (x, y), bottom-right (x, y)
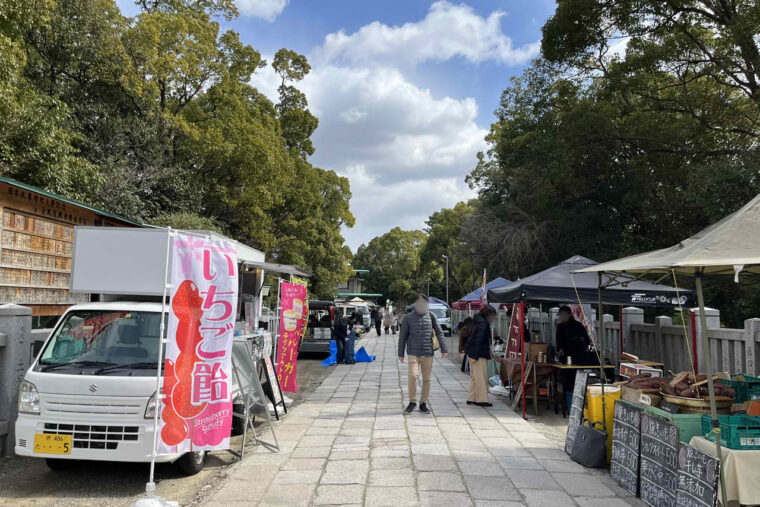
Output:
top-left (555, 305), bottom-right (596, 409)
top-left (458, 317), bottom-right (474, 374)
top-left (374, 307), bottom-right (383, 336)
top-left (465, 306), bottom-right (496, 406)
top-left (333, 313), bottom-right (352, 365)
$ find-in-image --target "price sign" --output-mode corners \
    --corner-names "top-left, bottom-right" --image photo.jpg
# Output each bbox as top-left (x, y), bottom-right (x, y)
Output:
top-left (610, 401), bottom-right (642, 495)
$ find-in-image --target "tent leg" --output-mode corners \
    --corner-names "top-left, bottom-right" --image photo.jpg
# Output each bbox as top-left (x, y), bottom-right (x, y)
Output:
top-left (695, 276), bottom-right (727, 507)
top-left (520, 301), bottom-right (526, 420)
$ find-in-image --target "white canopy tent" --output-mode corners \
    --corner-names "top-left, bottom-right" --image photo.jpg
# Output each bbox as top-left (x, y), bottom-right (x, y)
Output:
top-left (575, 192), bottom-right (760, 506)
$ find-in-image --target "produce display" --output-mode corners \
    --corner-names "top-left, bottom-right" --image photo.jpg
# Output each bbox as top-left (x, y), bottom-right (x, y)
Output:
top-left (626, 372), bottom-right (736, 400)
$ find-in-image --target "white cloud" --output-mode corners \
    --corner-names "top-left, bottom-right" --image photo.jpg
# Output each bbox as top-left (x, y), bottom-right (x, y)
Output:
top-left (315, 1), bottom-right (539, 68)
top-left (236, 0), bottom-right (288, 21)
top-left (250, 1), bottom-right (535, 250)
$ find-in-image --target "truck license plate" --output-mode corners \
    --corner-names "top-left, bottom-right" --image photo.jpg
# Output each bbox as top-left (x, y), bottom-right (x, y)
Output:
top-left (34, 433), bottom-right (72, 454)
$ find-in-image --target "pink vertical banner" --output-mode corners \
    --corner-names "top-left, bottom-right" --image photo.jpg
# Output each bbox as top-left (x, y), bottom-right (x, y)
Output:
top-left (276, 281), bottom-right (307, 392)
top-left (159, 234), bottom-right (238, 453)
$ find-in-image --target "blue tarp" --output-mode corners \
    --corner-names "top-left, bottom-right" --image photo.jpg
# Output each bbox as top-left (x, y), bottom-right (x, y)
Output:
top-left (354, 346), bottom-right (375, 362)
top-left (459, 277), bottom-right (512, 302)
top-left (320, 341), bottom-right (375, 365)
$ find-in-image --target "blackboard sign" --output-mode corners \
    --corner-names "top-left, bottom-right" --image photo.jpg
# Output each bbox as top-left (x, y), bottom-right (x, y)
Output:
top-left (611, 401), bottom-right (642, 495)
top-left (640, 414), bottom-right (679, 507)
top-left (675, 443), bottom-right (720, 507)
top-left (565, 370), bottom-right (590, 455)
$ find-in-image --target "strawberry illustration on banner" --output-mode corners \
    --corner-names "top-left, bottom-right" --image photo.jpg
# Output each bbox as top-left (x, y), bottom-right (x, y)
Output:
top-left (159, 234), bottom-right (238, 453)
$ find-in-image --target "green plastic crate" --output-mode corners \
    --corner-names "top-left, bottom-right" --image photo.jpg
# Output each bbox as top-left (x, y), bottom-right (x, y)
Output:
top-left (718, 375), bottom-right (760, 403)
top-left (702, 414), bottom-right (760, 450)
top-left (644, 405), bottom-right (705, 444)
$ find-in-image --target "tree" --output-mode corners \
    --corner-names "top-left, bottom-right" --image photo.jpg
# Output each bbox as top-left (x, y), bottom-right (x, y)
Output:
top-left (353, 228), bottom-right (428, 305)
top-left (272, 48), bottom-right (318, 158)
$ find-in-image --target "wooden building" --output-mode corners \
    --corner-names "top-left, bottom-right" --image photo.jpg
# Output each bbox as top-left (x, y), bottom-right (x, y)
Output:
top-left (0, 177), bottom-right (141, 325)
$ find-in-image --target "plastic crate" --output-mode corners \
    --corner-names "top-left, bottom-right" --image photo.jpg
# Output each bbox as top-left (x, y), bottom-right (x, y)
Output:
top-left (644, 405), bottom-right (704, 444)
top-left (717, 375), bottom-right (760, 403)
top-left (702, 414), bottom-right (760, 450)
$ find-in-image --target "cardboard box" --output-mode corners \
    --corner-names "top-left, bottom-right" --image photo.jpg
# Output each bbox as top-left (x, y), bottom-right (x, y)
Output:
top-left (620, 362), bottom-right (662, 378)
top-left (622, 385), bottom-right (661, 407)
top-left (527, 342), bottom-right (548, 363)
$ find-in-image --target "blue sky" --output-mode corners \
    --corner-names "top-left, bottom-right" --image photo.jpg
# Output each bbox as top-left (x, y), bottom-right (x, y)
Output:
top-left (119, 0), bottom-right (557, 250)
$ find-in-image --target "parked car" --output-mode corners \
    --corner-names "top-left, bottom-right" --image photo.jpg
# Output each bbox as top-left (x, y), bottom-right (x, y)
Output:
top-left (299, 300), bottom-right (337, 354)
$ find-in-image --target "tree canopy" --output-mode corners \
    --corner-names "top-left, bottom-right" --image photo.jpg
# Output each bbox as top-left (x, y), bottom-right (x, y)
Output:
top-left (0, 0), bottom-right (354, 299)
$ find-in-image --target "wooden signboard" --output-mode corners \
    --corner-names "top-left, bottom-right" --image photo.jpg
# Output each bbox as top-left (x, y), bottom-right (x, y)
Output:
top-left (640, 414), bottom-right (679, 507)
top-left (564, 370), bottom-right (590, 455)
top-left (675, 444), bottom-right (719, 507)
top-left (611, 401), bottom-right (642, 495)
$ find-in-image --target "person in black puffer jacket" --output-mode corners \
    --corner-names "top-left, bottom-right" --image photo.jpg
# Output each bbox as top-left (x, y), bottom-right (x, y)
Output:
top-left (465, 306), bottom-right (497, 407)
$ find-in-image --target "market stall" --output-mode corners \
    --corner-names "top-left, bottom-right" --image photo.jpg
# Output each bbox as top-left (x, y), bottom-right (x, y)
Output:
top-left (452, 277), bottom-right (511, 313)
top-left (576, 192), bottom-right (760, 507)
top-left (486, 255), bottom-right (693, 419)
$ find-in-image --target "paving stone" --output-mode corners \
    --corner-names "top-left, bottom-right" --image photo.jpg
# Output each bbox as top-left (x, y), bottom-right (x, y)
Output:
top-left (453, 450), bottom-right (498, 463)
top-left (313, 484), bottom-right (365, 505)
top-left (521, 489), bottom-right (576, 507)
top-left (419, 491), bottom-right (473, 507)
top-left (280, 457), bottom-right (326, 470)
top-left (371, 446), bottom-right (410, 458)
top-left (552, 472), bottom-right (616, 497)
top-left (411, 443), bottom-right (451, 456)
top-left (330, 449), bottom-right (370, 460)
top-left (538, 458), bottom-right (585, 473)
top-left (273, 469), bottom-right (322, 484)
top-left (369, 469), bottom-right (416, 487)
top-left (497, 456), bottom-right (544, 470)
top-left (372, 457), bottom-right (411, 469)
top-left (413, 454), bottom-right (457, 471)
top-left (417, 471), bottom-right (466, 492)
top-left (463, 475), bottom-right (521, 501)
top-left (365, 486), bottom-right (420, 507)
top-left (321, 459), bottom-right (370, 484)
top-left (300, 435), bottom-right (336, 447)
top-left (259, 483), bottom-right (316, 506)
top-left (504, 469), bottom-right (561, 490)
top-left (374, 429), bottom-right (409, 439)
top-left (457, 459), bottom-right (505, 476)
top-left (291, 446), bottom-right (331, 458)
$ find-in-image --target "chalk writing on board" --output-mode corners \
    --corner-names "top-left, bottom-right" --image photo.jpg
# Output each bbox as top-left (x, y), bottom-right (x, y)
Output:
top-left (564, 371), bottom-right (590, 455)
top-left (640, 414), bottom-right (679, 507)
top-left (675, 443), bottom-right (719, 507)
top-left (610, 401), bottom-right (642, 495)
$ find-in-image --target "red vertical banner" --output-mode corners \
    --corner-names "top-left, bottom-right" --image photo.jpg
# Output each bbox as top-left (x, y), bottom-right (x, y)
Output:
top-left (506, 303), bottom-right (523, 359)
top-left (160, 234), bottom-right (238, 453)
top-left (520, 300), bottom-right (526, 419)
top-left (276, 281), bottom-right (307, 392)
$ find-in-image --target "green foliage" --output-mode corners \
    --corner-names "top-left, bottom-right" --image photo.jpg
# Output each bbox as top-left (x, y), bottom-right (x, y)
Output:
top-left (0, 0), bottom-right (354, 301)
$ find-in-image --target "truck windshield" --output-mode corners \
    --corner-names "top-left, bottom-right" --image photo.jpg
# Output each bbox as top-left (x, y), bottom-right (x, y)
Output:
top-left (431, 308), bottom-right (450, 319)
top-left (38, 310), bottom-right (165, 374)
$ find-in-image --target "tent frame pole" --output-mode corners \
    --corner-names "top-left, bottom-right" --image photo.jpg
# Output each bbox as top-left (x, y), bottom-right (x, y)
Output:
top-left (695, 274), bottom-right (727, 507)
top-left (520, 300), bottom-right (526, 420)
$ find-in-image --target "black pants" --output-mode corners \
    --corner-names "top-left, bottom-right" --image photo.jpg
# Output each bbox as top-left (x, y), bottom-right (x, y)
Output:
top-left (375, 321), bottom-right (382, 335)
top-left (335, 338), bottom-right (345, 364)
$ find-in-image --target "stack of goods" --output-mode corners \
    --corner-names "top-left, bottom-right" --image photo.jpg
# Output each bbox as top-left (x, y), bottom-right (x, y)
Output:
top-left (661, 372), bottom-right (736, 399)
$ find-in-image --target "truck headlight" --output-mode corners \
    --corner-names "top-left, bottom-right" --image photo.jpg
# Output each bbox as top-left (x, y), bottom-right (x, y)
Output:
top-left (144, 392), bottom-right (158, 419)
top-left (18, 380), bottom-right (40, 415)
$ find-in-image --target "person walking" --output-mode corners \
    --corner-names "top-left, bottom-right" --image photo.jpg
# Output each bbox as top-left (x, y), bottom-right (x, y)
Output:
top-left (344, 324), bottom-right (356, 364)
top-left (398, 294), bottom-right (447, 414)
top-left (333, 312), bottom-right (351, 365)
top-left (458, 317), bottom-right (474, 374)
top-left (374, 307), bottom-right (383, 336)
top-left (383, 309), bottom-right (392, 335)
top-left (465, 306), bottom-right (496, 407)
top-left (391, 310), bottom-right (399, 335)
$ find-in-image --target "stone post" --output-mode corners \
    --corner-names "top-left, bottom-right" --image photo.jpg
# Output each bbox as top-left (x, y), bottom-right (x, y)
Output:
top-left (693, 307), bottom-right (720, 374)
top-left (743, 318), bottom-right (760, 377)
top-left (0, 304), bottom-right (33, 457)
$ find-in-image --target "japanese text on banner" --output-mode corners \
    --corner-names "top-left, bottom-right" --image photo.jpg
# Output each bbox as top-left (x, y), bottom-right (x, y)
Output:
top-left (159, 234), bottom-right (238, 453)
top-left (276, 281), bottom-right (307, 392)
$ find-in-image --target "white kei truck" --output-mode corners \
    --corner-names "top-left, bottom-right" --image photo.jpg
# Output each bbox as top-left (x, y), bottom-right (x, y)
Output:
top-left (15, 227), bottom-right (268, 474)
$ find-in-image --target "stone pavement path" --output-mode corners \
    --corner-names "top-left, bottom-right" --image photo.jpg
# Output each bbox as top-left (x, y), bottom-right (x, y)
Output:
top-left (206, 333), bottom-right (643, 506)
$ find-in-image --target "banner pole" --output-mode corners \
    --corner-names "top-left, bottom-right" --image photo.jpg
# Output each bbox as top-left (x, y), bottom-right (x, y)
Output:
top-left (520, 300), bottom-right (526, 419)
top-left (140, 227), bottom-right (173, 503)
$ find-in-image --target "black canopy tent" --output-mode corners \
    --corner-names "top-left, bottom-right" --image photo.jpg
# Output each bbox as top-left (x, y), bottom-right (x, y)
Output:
top-left (487, 255), bottom-right (694, 307)
top-left (486, 255), bottom-right (693, 420)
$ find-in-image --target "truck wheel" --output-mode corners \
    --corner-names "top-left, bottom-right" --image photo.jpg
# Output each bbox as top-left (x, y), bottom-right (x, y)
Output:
top-left (45, 458), bottom-right (75, 471)
top-left (177, 451), bottom-right (206, 475)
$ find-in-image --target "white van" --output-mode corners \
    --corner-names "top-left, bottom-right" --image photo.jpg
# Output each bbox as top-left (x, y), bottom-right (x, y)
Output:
top-left (14, 301), bottom-right (209, 474)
